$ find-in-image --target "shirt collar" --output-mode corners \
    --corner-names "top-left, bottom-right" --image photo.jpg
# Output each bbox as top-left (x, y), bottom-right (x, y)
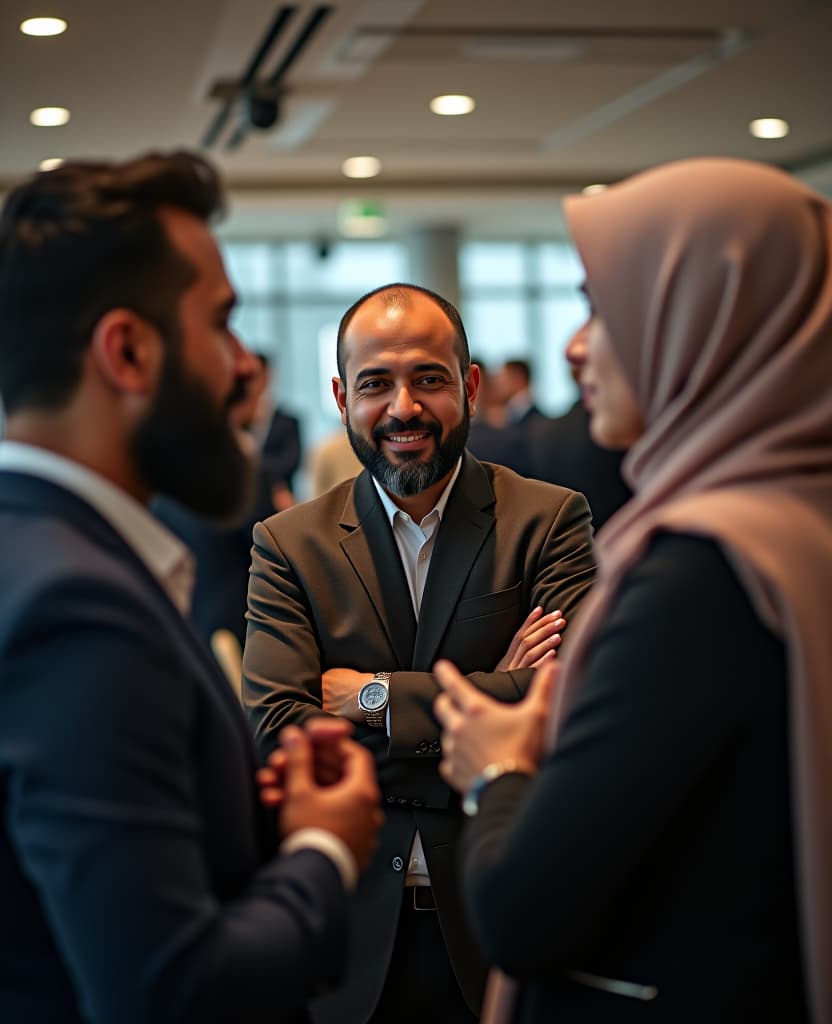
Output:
top-left (372, 457), bottom-right (463, 528)
top-left (0, 441), bottom-right (195, 615)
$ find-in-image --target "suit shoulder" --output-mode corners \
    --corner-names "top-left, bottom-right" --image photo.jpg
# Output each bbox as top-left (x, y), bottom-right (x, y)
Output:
top-left (256, 478), bottom-right (355, 542)
top-left (483, 460), bottom-right (586, 510)
top-left (0, 514), bottom-right (170, 653)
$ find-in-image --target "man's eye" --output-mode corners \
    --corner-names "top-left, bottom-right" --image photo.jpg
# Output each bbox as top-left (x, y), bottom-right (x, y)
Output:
top-left (359, 379), bottom-right (387, 390)
top-left (418, 375), bottom-right (445, 386)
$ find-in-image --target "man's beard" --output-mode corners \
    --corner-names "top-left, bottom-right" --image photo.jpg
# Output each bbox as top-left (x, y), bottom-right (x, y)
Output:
top-left (346, 404), bottom-right (469, 498)
top-left (131, 346), bottom-right (254, 522)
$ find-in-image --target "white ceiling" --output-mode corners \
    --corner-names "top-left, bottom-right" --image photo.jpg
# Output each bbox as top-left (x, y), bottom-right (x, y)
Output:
top-left (3, 0), bottom-right (831, 238)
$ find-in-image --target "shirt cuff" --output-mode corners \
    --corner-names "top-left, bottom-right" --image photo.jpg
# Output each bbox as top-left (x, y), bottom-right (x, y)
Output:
top-left (279, 828), bottom-right (358, 891)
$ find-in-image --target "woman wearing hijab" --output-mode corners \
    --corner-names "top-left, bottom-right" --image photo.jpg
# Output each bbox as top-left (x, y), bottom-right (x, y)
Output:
top-left (433, 158), bottom-right (831, 1023)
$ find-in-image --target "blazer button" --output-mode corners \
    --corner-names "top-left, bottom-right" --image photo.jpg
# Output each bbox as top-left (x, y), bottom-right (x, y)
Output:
top-left (392, 856), bottom-right (404, 872)
top-left (417, 740), bottom-right (429, 754)
top-left (430, 739), bottom-right (441, 753)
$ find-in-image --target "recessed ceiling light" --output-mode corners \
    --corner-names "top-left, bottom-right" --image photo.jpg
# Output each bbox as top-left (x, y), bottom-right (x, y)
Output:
top-left (30, 106), bottom-right (70, 127)
top-left (341, 155), bottom-right (382, 179)
top-left (20, 17), bottom-right (67, 37)
top-left (749, 117), bottom-right (789, 140)
top-left (582, 184), bottom-right (607, 196)
top-left (429, 94), bottom-right (476, 117)
top-left (39, 157), bottom-right (64, 171)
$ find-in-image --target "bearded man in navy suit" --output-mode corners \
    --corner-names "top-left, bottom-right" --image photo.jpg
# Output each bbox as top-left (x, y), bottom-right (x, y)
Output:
top-left (0, 151), bottom-right (381, 1023)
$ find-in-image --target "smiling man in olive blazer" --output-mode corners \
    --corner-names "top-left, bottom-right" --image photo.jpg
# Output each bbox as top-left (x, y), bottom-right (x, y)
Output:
top-left (243, 283), bottom-right (595, 1024)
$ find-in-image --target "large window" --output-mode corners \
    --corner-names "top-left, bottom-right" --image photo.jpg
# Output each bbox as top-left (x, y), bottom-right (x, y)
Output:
top-left (460, 241), bottom-right (586, 414)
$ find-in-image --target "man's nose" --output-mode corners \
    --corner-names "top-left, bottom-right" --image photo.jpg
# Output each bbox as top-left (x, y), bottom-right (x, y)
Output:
top-left (388, 385), bottom-right (422, 420)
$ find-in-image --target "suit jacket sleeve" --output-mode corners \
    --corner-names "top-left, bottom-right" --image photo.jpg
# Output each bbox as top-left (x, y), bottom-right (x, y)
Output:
top-left (458, 533), bottom-right (789, 978)
top-left (3, 573), bottom-right (348, 1023)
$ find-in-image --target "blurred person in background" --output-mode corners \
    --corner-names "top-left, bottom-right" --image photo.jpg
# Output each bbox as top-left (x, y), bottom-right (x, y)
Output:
top-left (494, 358), bottom-right (543, 427)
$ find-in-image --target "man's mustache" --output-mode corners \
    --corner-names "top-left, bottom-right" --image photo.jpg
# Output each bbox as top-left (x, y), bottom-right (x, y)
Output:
top-left (373, 417), bottom-right (441, 443)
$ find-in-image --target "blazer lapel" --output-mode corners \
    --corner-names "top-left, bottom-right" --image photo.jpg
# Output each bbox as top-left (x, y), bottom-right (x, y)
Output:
top-left (0, 471), bottom-right (255, 753)
top-left (413, 454), bottom-right (495, 670)
top-left (338, 471), bottom-right (417, 669)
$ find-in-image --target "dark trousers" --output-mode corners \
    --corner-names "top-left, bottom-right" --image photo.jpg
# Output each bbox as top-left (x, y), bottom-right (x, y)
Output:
top-left (370, 888), bottom-right (479, 1024)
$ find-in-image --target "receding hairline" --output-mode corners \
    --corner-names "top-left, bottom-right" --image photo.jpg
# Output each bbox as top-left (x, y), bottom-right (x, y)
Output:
top-left (350, 286), bottom-right (450, 326)
top-left (336, 282), bottom-right (470, 380)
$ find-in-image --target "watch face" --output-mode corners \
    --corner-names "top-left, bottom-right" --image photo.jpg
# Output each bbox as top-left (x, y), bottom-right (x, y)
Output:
top-left (360, 682), bottom-right (388, 711)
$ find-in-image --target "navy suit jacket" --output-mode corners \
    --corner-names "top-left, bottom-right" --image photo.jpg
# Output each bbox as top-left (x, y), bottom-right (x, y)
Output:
top-left (0, 471), bottom-right (348, 1023)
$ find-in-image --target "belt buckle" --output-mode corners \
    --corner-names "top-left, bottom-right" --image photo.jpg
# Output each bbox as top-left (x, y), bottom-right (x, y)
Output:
top-left (412, 886), bottom-right (435, 911)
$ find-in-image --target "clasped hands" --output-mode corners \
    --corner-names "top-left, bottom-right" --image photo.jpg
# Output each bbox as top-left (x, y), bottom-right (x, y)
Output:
top-left (257, 718), bottom-right (383, 871)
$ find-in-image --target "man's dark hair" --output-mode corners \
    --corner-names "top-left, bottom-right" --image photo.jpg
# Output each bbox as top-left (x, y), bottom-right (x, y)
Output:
top-left (335, 282), bottom-right (471, 383)
top-left (503, 358), bottom-right (532, 385)
top-left (0, 150), bottom-right (224, 414)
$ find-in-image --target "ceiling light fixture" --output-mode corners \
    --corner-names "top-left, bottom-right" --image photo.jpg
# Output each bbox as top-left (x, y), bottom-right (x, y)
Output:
top-left (39, 157), bottom-right (64, 171)
top-left (749, 117), bottom-right (789, 140)
top-left (20, 17), bottom-right (67, 37)
top-left (341, 155), bottom-right (382, 179)
top-left (30, 106), bottom-right (71, 127)
top-left (582, 184), bottom-right (607, 195)
top-left (429, 94), bottom-right (476, 116)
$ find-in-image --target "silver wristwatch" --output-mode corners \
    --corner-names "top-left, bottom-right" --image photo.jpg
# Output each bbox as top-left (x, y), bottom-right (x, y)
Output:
top-left (357, 672), bottom-right (391, 727)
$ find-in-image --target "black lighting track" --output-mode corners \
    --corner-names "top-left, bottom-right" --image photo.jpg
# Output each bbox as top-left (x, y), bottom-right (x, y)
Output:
top-left (200, 4), bottom-right (332, 152)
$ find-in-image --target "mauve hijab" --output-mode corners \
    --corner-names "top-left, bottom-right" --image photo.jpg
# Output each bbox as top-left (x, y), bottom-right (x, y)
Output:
top-left (542, 158), bottom-right (832, 1022)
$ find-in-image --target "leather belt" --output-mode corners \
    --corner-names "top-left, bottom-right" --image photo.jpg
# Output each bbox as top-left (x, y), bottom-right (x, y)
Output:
top-left (409, 885), bottom-right (436, 911)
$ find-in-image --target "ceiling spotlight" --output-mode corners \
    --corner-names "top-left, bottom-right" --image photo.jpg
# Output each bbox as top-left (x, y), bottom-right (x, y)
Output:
top-left (39, 157), bottom-right (64, 171)
top-left (749, 117), bottom-right (789, 140)
top-left (582, 184), bottom-right (607, 196)
top-left (430, 94), bottom-right (476, 116)
top-left (30, 106), bottom-right (71, 127)
top-left (20, 17), bottom-right (67, 37)
top-left (341, 156), bottom-right (382, 179)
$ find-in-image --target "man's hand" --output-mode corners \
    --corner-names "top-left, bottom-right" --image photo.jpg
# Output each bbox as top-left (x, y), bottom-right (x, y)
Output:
top-left (495, 606), bottom-right (566, 671)
top-left (322, 668), bottom-right (373, 722)
top-left (276, 725), bottom-right (383, 872)
top-left (433, 658), bottom-right (557, 794)
top-left (257, 718), bottom-right (355, 806)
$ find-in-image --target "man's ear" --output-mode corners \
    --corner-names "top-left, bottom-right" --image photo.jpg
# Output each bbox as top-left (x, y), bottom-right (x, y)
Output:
top-left (465, 362), bottom-right (480, 415)
top-left (89, 309), bottom-right (163, 395)
top-left (332, 376), bottom-right (348, 425)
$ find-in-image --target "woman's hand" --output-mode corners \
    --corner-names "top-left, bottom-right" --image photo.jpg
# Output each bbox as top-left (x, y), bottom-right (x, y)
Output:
top-left (433, 658), bottom-right (557, 794)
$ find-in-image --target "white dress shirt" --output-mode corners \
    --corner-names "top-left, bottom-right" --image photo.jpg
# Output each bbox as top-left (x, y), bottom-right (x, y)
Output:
top-left (372, 458), bottom-right (463, 886)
